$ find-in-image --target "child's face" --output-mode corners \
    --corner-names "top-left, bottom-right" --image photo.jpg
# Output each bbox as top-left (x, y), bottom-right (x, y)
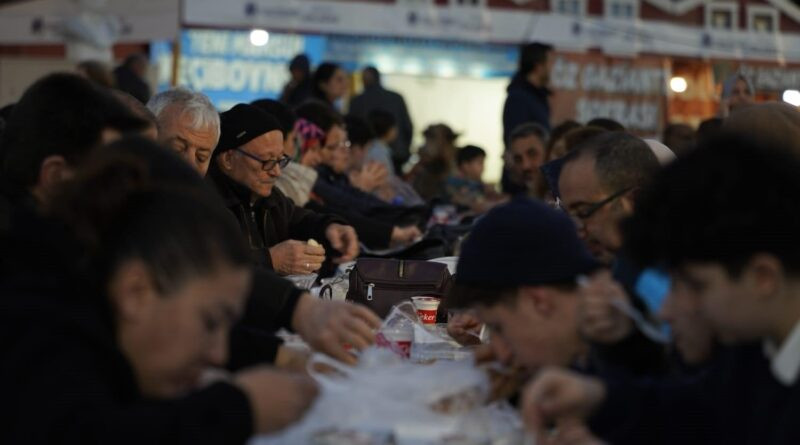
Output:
top-left (460, 157), bottom-right (485, 181)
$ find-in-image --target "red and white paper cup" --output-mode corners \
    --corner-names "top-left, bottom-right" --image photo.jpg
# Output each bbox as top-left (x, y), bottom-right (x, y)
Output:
top-left (411, 296), bottom-right (441, 326)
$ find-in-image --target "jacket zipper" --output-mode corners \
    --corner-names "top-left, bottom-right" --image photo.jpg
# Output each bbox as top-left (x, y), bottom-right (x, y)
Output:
top-left (262, 206), bottom-right (268, 241)
top-left (238, 205), bottom-right (257, 249)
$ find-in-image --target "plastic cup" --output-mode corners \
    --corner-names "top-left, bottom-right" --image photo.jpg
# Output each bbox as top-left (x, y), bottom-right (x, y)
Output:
top-left (411, 296), bottom-right (441, 326)
top-left (379, 327), bottom-right (413, 358)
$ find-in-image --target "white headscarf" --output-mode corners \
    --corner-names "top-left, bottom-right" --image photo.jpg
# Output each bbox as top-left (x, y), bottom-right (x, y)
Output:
top-left (645, 139), bottom-right (677, 165)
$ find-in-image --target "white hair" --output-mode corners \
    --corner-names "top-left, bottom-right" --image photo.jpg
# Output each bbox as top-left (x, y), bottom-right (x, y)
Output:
top-left (147, 87), bottom-right (220, 141)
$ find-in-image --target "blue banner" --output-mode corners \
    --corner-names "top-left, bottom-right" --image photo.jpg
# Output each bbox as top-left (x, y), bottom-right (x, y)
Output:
top-left (152, 29), bottom-right (517, 110)
top-left (152, 30), bottom-right (326, 110)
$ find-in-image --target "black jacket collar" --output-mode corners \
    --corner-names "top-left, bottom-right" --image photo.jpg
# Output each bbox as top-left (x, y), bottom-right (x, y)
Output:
top-left (207, 161), bottom-right (286, 211)
top-left (207, 161), bottom-right (258, 208)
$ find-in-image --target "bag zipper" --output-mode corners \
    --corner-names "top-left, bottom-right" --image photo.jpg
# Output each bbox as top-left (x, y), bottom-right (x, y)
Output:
top-left (364, 282), bottom-right (441, 302)
top-left (363, 281), bottom-right (442, 290)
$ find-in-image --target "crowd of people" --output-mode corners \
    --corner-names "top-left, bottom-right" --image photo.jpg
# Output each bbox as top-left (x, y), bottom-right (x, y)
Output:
top-left (0, 40), bottom-right (798, 445)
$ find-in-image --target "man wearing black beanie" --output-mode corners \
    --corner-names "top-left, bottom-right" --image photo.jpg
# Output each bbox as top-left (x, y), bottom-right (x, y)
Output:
top-left (449, 197), bottom-right (600, 373)
top-left (150, 98), bottom-right (378, 367)
top-left (207, 103), bottom-right (359, 276)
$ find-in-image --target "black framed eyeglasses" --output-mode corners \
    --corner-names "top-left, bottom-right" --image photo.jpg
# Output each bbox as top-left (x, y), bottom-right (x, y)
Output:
top-left (562, 187), bottom-right (633, 220)
top-left (235, 148), bottom-right (290, 171)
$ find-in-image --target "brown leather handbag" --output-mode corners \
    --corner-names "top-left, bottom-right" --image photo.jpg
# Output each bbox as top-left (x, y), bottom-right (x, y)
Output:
top-left (346, 258), bottom-right (453, 319)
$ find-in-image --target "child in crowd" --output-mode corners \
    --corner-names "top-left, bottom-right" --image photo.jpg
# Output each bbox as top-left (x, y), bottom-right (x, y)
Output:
top-left (447, 145), bottom-right (505, 213)
top-left (366, 109), bottom-right (398, 175)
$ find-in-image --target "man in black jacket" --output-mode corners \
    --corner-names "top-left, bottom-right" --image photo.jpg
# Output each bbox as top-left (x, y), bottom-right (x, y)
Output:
top-left (150, 93), bottom-right (381, 366)
top-left (502, 42), bottom-right (553, 143)
top-left (208, 103), bottom-right (359, 276)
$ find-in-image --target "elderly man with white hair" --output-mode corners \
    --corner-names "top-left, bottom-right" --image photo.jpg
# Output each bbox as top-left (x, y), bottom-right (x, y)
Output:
top-left (148, 88), bottom-right (220, 175)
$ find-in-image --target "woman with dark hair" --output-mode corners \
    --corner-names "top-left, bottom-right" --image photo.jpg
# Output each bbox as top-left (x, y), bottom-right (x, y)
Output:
top-left (311, 62), bottom-right (349, 109)
top-left (0, 137), bottom-right (317, 444)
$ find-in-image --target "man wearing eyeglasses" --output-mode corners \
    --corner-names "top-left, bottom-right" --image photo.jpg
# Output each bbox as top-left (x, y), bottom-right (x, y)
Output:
top-left (158, 100), bottom-right (379, 369)
top-left (208, 103), bottom-right (359, 276)
top-left (556, 131), bottom-right (667, 375)
top-left (557, 132), bottom-right (659, 266)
